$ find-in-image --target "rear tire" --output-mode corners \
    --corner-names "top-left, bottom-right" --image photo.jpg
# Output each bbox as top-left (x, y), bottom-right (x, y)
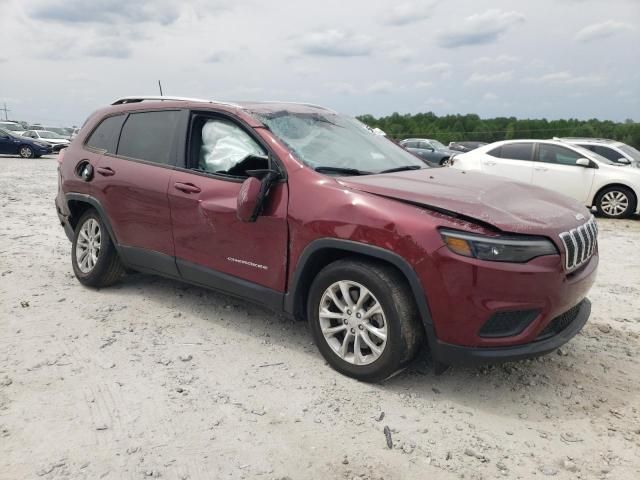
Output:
top-left (71, 209), bottom-right (124, 287)
top-left (595, 186), bottom-right (636, 219)
top-left (19, 145), bottom-right (34, 158)
top-left (307, 258), bottom-right (424, 382)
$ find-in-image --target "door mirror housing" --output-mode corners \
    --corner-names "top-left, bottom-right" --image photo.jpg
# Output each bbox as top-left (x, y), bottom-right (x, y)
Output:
top-left (236, 169), bottom-right (280, 223)
top-left (576, 158), bottom-right (593, 168)
top-left (617, 157), bottom-right (631, 165)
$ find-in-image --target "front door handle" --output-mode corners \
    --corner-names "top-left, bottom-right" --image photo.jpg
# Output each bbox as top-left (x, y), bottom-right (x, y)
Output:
top-left (534, 166), bottom-right (548, 172)
top-left (484, 161), bottom-right (496, 166)
top-left (96, 166), bottom-right (115, 176)
top-left (174, 182), bottom-right (201, 194)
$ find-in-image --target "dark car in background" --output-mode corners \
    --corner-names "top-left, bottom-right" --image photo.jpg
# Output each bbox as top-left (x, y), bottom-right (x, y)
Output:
top-left (448, 141), bottom-right (488, 153)
top-left (399, 138), bottom-right (458, 166)
top-left (0, 128), bottom-right (53, 158)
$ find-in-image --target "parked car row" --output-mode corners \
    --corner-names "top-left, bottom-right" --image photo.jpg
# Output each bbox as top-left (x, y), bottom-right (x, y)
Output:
top-left (0, 128), bottom-right (53, 158)
top-left (55, 96), bottom-right (601, 382)
top-left (0, 120), bottom-right (71, 154)
top-left (0, 120), bottom-right (75, 139)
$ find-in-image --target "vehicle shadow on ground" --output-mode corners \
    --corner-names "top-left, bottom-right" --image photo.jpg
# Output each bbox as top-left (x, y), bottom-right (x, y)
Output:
top-left (100, 271), bottom-right (626, 423)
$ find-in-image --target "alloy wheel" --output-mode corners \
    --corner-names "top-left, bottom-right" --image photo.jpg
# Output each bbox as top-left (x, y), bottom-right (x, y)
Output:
top-left (601, 191), bottom-right (629, 217)
top-left (76, 218), bottom-right (102, 273)
top-left (19, 146), bottom-right (33, 158)
top-left (318, 280), bottom-right (387, 365)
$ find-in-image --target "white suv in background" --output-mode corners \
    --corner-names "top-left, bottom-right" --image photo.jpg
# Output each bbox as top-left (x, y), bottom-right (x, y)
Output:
top-left (451, 139), bottom-right (640, 218)
top-left (557, 137), bottom-right (640, 168)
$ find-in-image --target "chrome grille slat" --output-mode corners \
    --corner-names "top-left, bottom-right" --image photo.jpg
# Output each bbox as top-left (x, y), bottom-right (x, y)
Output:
top-left (559, 216), bottom-right (598, 271)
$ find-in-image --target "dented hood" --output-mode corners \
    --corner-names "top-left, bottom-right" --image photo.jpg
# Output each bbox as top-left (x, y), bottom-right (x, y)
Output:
top-left (337, 168), bottom-right (590, 236)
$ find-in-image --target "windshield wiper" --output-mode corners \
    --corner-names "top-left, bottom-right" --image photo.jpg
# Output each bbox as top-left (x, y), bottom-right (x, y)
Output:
top-left (378, 165), bottom-right (424, 174)
top-left (314, 166), bottom-right (372, 176)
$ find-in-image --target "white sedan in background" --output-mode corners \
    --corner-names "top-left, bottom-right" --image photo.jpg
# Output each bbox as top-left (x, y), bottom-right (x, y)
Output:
top-left (450, 139), bottom-right (640, 218)
top-left (22, 130), bottom-right (70, 152)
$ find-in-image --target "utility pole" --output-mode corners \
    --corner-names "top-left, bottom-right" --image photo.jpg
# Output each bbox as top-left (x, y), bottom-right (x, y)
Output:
top-left (0, 103), bottom-right (9, 121)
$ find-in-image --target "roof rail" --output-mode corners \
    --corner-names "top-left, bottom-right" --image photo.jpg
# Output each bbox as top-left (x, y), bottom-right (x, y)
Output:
top-left (111, 96), bottom-right (241, 108)
top-left (555, 136), bottom-right (614, 142)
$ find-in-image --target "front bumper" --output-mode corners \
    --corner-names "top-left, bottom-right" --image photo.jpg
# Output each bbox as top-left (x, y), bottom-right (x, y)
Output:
top-left (430, 298), bottom-right (590, 365)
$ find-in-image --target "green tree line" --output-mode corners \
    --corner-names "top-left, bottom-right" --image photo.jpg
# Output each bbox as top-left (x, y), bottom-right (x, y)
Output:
top-left (357, 112), bottom-right (640, 148)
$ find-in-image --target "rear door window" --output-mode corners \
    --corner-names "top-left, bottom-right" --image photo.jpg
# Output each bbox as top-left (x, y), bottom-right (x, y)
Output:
top-left (86, 115), bottom-right (125, 153)
top-left (499, 143), bottom-right (534, 161)
top-left (117, 110), bottom-right (181, 165)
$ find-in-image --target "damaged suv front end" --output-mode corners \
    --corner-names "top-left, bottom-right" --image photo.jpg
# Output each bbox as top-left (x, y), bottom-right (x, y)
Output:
top-left (252, 106), bottom-right (598, 368)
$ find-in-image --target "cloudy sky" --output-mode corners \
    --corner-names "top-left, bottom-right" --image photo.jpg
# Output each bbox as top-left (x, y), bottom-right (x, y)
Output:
top-left (0, 0), bottom-right (638, 126)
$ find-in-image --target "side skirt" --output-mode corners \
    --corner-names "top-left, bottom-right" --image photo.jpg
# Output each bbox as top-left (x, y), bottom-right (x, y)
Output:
top-left (118, 246), bottom-right (284, 314)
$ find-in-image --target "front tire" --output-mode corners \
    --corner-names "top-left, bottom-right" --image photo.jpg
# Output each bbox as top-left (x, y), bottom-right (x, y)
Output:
top-left (71, 210), bottom-right (124, 287)
top-left (307, 259), bottom-right (424, 382)
top-left (595, 186), bottom-right (636, 219)
top-left (18, 145), bottom-right (35, 158)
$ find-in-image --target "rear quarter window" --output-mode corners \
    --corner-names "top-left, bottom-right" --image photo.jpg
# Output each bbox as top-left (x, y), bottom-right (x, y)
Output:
top-left (85, 115), bottom-right (125, 153)
top-left (117, 110), bottom-right (181, 164)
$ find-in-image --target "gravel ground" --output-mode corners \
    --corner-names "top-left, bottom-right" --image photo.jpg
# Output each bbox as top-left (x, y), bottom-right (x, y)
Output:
top-left (1, 155), bottom-right (639, 480)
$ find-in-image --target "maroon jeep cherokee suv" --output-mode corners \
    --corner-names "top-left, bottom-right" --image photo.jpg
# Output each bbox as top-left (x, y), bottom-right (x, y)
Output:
top-left (56, 96), bottom-right (598, 381)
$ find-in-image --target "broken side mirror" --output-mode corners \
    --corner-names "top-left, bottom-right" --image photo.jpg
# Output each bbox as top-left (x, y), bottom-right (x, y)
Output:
top-left (236, 168), bottom-right (280, 223)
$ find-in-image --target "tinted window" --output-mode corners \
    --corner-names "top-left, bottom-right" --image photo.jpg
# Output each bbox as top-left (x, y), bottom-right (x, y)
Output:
top-left (86, 115), bottom-right (125, 153)
top-left (403, 141), bottom-right (418, 148)
top-left (487, 146), bottom-right (502, 158)
top-left (190, 117), bottom-right (267, 177)
top-left (418, 141), bottom-right (433, 150)
top-left (538, 144), bottom-right (582, 166)
top-left (592, 145), bottom-right (622, 162)
top-left (499, 143), bottom-right (534, 161)
top-left (117, 110), bottom-right (181, 164)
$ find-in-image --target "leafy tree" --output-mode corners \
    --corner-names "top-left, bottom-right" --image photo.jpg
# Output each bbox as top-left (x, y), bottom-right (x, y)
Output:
top-left (357, 112), bottom-right (640, 148)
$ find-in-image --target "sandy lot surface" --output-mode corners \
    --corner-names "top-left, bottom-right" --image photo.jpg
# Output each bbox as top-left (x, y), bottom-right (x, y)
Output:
top-left (1, 155), bottom-right (639, 480)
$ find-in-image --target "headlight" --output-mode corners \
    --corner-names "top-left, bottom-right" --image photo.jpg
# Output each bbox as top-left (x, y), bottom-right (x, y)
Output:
top-left (35, 141), bottom-right (49, 147)
top-left (440, 229), bottom-right (558, 263)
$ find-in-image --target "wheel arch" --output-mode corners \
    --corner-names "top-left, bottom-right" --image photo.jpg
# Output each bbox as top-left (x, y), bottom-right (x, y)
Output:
top-left (284, 238), bottom-right (435, 333)
top-left (65, 193), bottom-right (119, 245)
top-left (591, 183), bottom-right (638, 210)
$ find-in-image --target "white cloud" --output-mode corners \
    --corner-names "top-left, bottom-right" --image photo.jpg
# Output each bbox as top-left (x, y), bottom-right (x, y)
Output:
top-left (407, 62), bottom-right (452, 78)
top-left (382, 1), bottom-right (437, 26)
top-left (523, 71), bottom-right (605, 86)
top-left (466, 71), bottom-right (513, 84)
top-left (437, 9), bottom-right (525, 48)
top-left (296, 29), bottom-right (373, 57)
top-left (483, 92), bottom-right (498, 101)
top-left (367, 81), bottom-right (394, 94)
top-left (473, 55), bottom-right (520, 66)
top-left (325, 82), bottom-right (357, 95)
top-left (415, 81), bottom-right (433, 89)
top-left (575, 20), bottom-right (633, 42)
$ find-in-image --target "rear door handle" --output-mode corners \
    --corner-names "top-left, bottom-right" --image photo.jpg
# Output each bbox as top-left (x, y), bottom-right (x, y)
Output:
top-left (534, 166), bottom-right (548, 172)
top-left (96, 166), bottom-right (115, 176)
top-left (174, 182), bottom-right (201, 194)
top-left (484, 161), bottom-right (496, 166)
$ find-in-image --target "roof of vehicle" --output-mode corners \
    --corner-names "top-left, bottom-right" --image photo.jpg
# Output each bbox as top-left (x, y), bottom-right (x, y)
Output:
top-left (555, 137), bottom-right (623, 146)
top-left (110, 96), bottom-right (335, 115)
top-left (400, 138), bottom-right (436, 142)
